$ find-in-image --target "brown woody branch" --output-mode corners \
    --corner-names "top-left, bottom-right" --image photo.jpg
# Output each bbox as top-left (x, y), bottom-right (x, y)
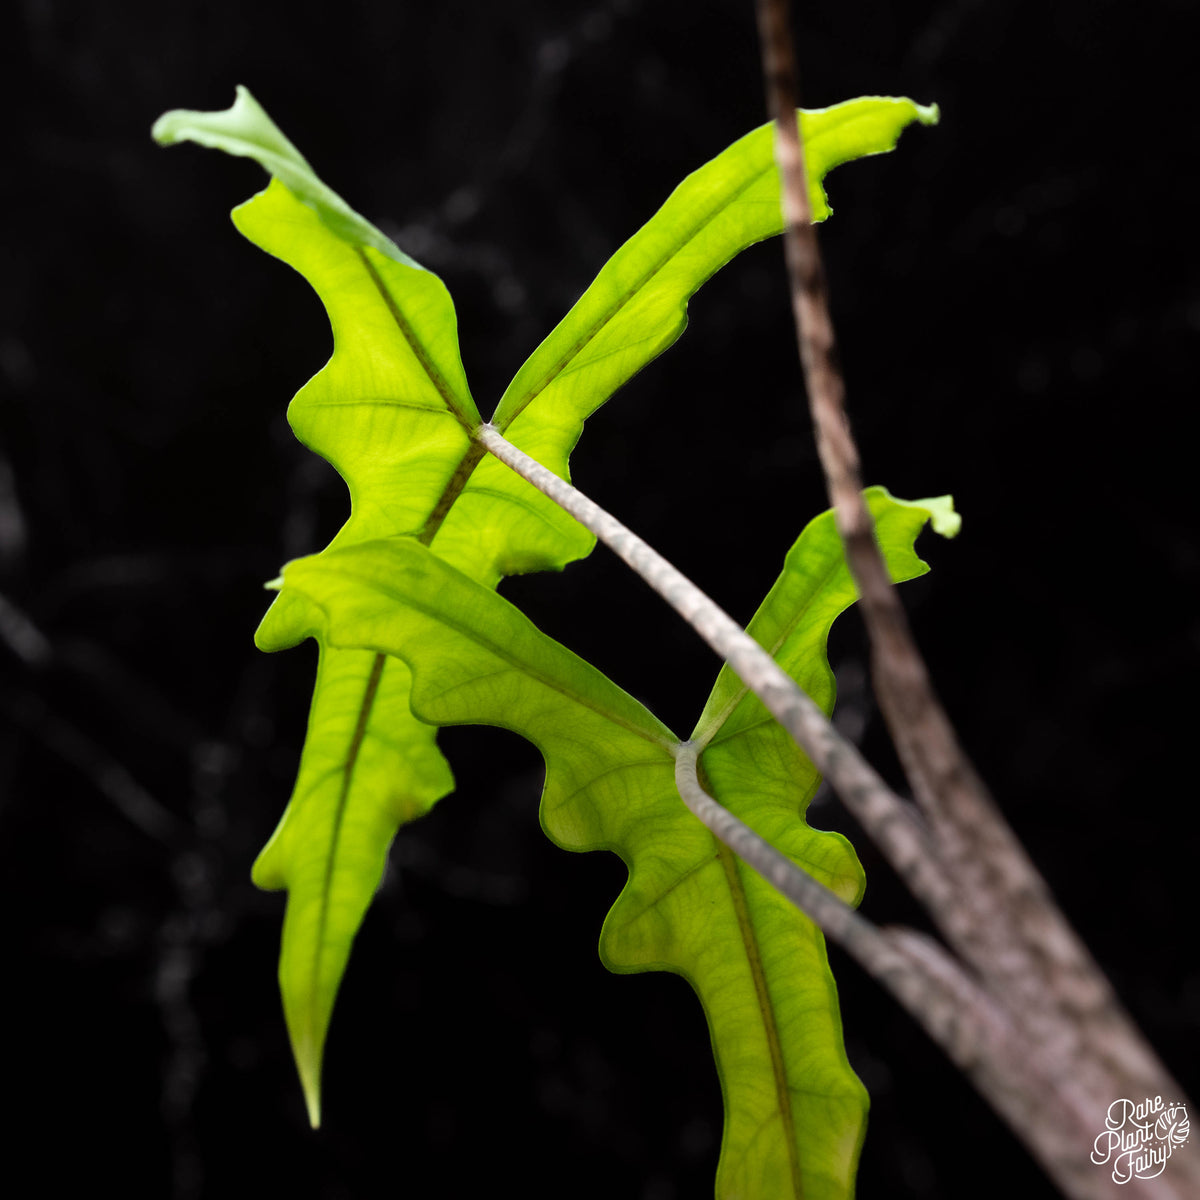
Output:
top-left (755, 0), bottom-right (1196, 1196)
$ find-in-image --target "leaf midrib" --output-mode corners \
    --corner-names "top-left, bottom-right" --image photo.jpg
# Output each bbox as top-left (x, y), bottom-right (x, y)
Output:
top-left (495, 118), bottom-right (847, 434)
top-left (715, 835), bottom-right (802, 1196)
top-left (305, 648), bottom-right (386, 1049)
top-left (494, 145), bottom-right (771, 431)
top-left (298, 250), bottom-right (491, 1029)
top-left (355, 249), bottom-right (478, 431)
top-left (299, 561), bottom-right (678, 754)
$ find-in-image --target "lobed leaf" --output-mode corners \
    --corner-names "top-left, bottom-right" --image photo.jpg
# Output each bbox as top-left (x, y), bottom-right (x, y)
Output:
top-left (277, 488), bottom-right (955, 1200)
top-left (153, 88), bottom-right (937, 1132)
top-left (493, 97), bottom-right (939, 448)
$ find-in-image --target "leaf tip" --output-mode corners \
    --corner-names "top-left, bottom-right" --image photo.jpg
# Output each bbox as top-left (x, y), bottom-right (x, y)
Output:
top-left (916, 101), bottom-right (941, 127)
top-left (286, 1016), bottom-right (326, 1129)
top-left (150, 99), bottom-right (185, 147)
top-left (151, 85), bottom-right (250, 148)
top-left (264, 574), bottom-right (285, 592)
top-left (916, 494), bottom-right (962, 538)
top-left (303, 1076), bottom-right (323, 1130)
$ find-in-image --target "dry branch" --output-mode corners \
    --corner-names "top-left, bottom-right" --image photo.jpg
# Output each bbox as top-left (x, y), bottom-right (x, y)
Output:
top-left (755, 0), bottom-right (1196, 1195)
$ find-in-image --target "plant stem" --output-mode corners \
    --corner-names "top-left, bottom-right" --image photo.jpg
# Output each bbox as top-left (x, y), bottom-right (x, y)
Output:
top-left (675, 742), bottom-right (1034, 1117)
top-left (477, 422), bottom-right (952, 916)
top-left (675, 741), bottom-right (874, 953)
top-left (758, 0), bottom-right (1067, 1021)
top-left (756, 1), bottom-right (1198, 1196)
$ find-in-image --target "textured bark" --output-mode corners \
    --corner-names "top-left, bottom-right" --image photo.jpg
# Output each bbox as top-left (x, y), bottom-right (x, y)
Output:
top-left (755, 0), bottom-right (1197, 1195)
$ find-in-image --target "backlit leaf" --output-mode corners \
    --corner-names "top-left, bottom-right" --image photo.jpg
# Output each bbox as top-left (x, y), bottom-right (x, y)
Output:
top-left (154, 88), bottom-right (937, 1151)
top-left (276, 487), bottom-right (954, 1199)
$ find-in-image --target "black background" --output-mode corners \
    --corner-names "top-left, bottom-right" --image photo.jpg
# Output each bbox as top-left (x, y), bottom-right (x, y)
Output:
top-left (3, 0), bottom-right (1197, 1196)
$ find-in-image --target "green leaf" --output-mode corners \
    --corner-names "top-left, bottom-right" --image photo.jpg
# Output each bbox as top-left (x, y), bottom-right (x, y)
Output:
top-left (153, 88), bottom-right (937, 1127)
top-left (152, 87), bottom-right (437, 270)
top-left (158, 90), bottom-right (490, 1122)
top-left (492, 97), bottom-right (939, 440)
top-left (276, 488), bottom-right (954, 1200)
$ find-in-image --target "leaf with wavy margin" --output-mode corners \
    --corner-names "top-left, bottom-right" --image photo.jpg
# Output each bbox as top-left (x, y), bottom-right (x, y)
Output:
top-left (152, 89), bottom-right (937, 1124)
top-left (274, 487), bottom-right (956, 1199)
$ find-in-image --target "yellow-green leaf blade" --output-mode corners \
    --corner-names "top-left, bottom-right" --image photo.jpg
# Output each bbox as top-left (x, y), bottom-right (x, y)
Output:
top-left (155, 88), bottom-right (488, 1124)
top-left (154, 89), bottom-right (941, 1148)
top-left (252, 599), bottom-right (453, 1125)
top-left (682, 487), bottom-right (958, 1195)
top-left (278, 488), bottom-right (951, 1198)
top-left (153, 85), bottom-right (437, 272)
top-left (490, 97), bottom-right (939, 447)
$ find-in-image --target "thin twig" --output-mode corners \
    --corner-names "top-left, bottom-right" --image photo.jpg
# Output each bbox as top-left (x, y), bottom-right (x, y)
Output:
top-left (756, 0), bottom-right (1019, 982)
top-left (674, 744), bottom-right (985, 1048)
top-left (673, 744), bottom-right (1103, 1196)
top-left (0, 687), bottom-right (184, 844)
top-left (675, 742), bottom-right (879, 956)
top-left (675, 741), bottom-right (1013, 1072)
top-left (477, 422), bottom-right (952, 916)
top-left (755, 0), bottom-right (1116, 1034)
top-left (478, 410), bottom-right (1196, 1195)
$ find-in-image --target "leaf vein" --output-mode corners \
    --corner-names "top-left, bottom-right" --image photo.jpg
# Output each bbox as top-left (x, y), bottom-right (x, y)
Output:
top-left (716, 837), bottom-right (802, 1196)
top-left (497, 164), bottom-right (772, 429)
top-left (355, 249), bottom-right (476, 431)
top-left (309, 652), bottom-right (387, 1039)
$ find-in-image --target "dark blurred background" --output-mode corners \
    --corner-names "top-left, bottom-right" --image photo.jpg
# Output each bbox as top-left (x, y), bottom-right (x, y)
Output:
top-left (2, 0), bottom-right (1197, 1196)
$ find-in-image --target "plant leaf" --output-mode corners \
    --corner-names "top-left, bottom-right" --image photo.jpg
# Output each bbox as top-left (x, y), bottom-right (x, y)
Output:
top-left (277, 488), bottom-right (955, 1200)
top-left (492, 97), bottom-right (939, 442)
top-left (157, 90), bottom-right (490, 1121)
top-left (153, 88), bottom-right (937, 1126)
